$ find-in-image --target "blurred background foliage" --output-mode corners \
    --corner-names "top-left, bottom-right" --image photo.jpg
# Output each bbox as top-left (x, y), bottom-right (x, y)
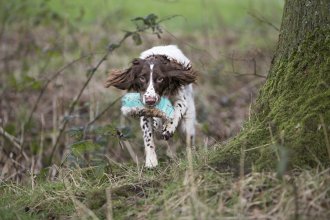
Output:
top-left (0, 0), bottom-right (284, 180)
top-left (0, 0), bottom-right (283, 29)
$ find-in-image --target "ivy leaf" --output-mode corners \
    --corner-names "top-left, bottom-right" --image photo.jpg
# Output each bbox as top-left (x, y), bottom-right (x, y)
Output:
top-left (144, 13), bottom-right (158, 26)
top-left (132, 13), bottom-right (158, 26)
top-left (118, 126), bottom-right (134, 139)
top-left (67, 127), bottom-right (84, 141)
top-left (132, 33), bottom-right (142, 45)
top-left (15, 75), bottom-right (42, 91)
top-left (94, 124), bottom-right (117, 136)
top-left (131, 16), bottom-right (145, 22)
top-left (70, 140), bottom-right (99, 157)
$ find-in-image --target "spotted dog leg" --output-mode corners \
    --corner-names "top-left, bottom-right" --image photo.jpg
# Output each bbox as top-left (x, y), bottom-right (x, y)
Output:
top-left (140, 116), bottom-right (158, 168)
top-left (162, 98), bottom-right (188, 140)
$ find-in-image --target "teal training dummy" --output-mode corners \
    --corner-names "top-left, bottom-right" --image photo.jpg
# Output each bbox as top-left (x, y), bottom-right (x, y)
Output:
top-left (121, 93), bottom-right (174, 120)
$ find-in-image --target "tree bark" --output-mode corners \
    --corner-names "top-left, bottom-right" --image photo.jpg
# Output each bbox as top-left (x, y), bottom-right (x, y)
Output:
top-left (212, 0), bottom-right (330, 171)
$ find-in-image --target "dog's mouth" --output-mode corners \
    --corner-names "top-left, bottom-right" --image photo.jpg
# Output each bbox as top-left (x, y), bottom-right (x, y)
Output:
top-left (144, 97), bottom-right (158, 106)
top-left (141, 94), bottom-right (160, 107)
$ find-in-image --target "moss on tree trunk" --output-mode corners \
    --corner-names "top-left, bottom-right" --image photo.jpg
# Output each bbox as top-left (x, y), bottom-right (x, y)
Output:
top-left (212, 0), bottom-right (330, 171)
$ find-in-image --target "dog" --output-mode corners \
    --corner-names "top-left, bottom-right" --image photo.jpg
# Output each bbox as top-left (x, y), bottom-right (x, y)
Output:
top-left (105, 45), bottom-right (197, 167)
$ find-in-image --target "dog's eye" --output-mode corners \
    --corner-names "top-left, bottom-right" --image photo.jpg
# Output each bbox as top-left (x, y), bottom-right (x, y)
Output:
top-left (139, 76), bottom-right (146, 82)
top-left (156, 77), bottom-right (164, 83)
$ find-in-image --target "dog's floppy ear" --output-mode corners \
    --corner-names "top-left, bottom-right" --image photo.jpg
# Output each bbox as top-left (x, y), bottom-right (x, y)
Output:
top-left (161, 58), bottom-right (197, 86)
top-left (104, 58), bottom-right (143, 90)
top-left (163, 67), bottom-right (198, 95)
top-left (104, 68), bottom-right (133, 90)
top-left (167, 68), bottom-right (197, 85)
top-left (159, 58), bottom-right (198, 95)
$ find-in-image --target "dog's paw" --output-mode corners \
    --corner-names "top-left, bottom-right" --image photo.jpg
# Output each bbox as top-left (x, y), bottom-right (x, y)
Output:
top-left (162, 130), bottom-right (173, 140)
top-left (162, 120), bottom-right (176, 140)
top-left (145, 157), bottom-right (158, 168)
top-left (145, 150), bottom-right (158, 168)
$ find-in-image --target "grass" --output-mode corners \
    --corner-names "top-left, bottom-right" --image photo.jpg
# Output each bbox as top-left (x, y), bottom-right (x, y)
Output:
top-left (1, 148), bottom-right (329, 219)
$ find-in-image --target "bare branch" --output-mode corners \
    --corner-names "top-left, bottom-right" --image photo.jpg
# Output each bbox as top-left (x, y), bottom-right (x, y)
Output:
top-left (0, 126), bottom-right (29, 161)
top-left (25, 54), bottom-right (95, 128)
top-left (85, 96), bottom-right (122, 129)
top-left (49, 52), bottom-right (110, 164)
top-left (48, 14), bottom-right (174, 165)
top-left (248, 11), bottom-right (280, 32)
top-left (229, 52), bottom-right (266, 78)
top-left (0, 126), bottom-right (22, 150)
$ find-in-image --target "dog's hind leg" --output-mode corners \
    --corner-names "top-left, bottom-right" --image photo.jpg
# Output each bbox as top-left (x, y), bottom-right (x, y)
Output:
top-left (180, 87), bottom-right (196, 149)
top-left (180, 111), bottom-right (196, 149)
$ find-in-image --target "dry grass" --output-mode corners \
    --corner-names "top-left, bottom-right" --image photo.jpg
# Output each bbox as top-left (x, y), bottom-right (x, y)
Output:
top-left (1, 149), bottom-right (329, 219)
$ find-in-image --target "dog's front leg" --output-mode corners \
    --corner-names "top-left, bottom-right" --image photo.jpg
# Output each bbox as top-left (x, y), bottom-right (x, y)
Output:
top-left (140, 116), bottom-right (158, 168)
top-left (162, 95), bottom-right (188, 140)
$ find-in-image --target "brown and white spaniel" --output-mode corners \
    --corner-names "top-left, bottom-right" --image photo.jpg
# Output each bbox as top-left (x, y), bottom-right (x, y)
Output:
top-left (105, 45), bottom-right (197, 168)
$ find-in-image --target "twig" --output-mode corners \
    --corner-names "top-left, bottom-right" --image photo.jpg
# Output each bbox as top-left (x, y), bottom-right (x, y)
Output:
top-left (122, 140), bottom-right (139, 165)
top-left (48, 51), bottom-right (111, 164)
top-left (252, 57), bottom-right (257, 75)
top-left (290, 179), bottom-right (299, 220)
top-left (232, 72), bottom-right (266, 78)
top-left (163, 28), bottom-right (217, 61)
top-left (25, 54), bottom-right (94, 128)
top-left (239, 144), bottom-right (246, 181)
top-left (0, 3), bottom-right (11, 47)
top-left (106, 187), bottom-right (113, 220)
top-left (83, 96), bottom-right (122, 138)
top-left (248, 11), bottom-right (280, 31)
top-left (48, 14), bottom-right (175, 165)
top-left (320, 115), bottom-right (330, 160)
top-left (71, 194), bottom-right (99, 220)
top-left (0, 126), bottom-right (21, 148)
top-left (86, 96), bottom-right (122, 127)
top-left (158, 14), bottom-right (183, 24)
top-left (30, 156), bottom-right (35, 190)
top-left (229, 52), bottom-right (266, 78)
top-left (0, 126), bottom-right (29, 161)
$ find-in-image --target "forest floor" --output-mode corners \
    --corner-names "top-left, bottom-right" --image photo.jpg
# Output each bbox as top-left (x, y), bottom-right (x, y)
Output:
top-left (1, 0), bottom-right (329, 219)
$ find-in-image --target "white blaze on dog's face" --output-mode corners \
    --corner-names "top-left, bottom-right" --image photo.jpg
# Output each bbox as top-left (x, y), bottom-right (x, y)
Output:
top-left (142, 64), bottom-right (159, 106)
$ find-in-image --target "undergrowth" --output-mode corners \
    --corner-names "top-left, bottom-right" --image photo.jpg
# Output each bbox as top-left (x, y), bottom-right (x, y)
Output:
top-left (1, 148), bottom-right (329, 219)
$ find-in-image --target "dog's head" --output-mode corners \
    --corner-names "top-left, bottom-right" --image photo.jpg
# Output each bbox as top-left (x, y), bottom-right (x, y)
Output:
top-left (105, 55), bottom-right (197, 106)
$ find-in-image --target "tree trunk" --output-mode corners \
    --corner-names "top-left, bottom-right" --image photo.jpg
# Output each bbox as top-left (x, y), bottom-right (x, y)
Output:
top-left (212, 0), bottom-right (330, 171)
